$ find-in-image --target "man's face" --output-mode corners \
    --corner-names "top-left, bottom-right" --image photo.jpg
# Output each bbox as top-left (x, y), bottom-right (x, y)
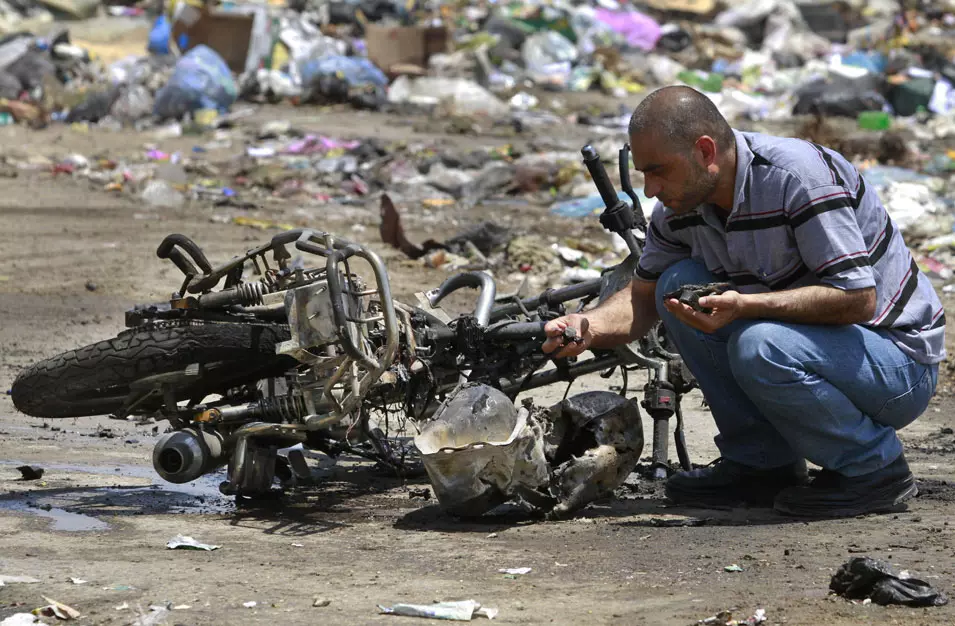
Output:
top-left (630, 134), bottom-right (718, 214)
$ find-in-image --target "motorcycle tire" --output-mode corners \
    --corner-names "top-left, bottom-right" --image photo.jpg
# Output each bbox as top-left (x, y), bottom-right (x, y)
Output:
top-left (11, 322), bottom-right (293, 419)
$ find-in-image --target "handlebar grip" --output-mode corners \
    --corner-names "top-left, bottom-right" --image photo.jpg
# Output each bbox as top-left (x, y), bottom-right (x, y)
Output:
top-left (485, 321), bottom-right (548, 341)
top-left (581, 145), bottom-right (620, 211)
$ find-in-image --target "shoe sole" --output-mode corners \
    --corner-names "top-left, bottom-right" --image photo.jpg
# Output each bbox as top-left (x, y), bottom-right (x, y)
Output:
top-left (664, 484), bottom-right (779, 508)
top-left (773, 476), bottom-right (918, 518)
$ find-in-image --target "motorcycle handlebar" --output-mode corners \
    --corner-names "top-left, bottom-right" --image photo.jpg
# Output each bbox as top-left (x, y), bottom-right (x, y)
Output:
top-left (581, 145), bottom-right (620, 211)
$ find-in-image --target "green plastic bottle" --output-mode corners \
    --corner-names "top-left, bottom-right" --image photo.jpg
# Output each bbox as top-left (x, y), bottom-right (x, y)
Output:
top-left (857, 111), bottom-right (892, 131)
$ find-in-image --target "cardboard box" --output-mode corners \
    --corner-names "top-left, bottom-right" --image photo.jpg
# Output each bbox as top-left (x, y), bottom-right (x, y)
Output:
top-left (171, 7), bottom-right (255, 74)
top-left (364, 24), bottom-right (450, 73)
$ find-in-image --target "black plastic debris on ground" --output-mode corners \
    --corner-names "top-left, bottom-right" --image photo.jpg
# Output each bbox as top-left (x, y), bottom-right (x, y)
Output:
top-left (16, 465), bottom-right (44, 480)
top-left (830, 556), bottom-right (949, 607)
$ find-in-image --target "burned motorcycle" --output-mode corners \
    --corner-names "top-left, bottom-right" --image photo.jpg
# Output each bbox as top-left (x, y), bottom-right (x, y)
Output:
top-left (11, 145), bottom-right (696, 516)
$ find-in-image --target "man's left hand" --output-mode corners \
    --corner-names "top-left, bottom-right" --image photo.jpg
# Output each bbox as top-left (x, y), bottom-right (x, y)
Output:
top-left (664, 291), bottom-right (744, 333)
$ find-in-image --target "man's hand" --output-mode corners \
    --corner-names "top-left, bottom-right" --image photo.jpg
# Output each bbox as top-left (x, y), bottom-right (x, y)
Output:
top-left (542, 314), bottom-right (592, 359)
top-left (663, 290), bottom-right (743, 333)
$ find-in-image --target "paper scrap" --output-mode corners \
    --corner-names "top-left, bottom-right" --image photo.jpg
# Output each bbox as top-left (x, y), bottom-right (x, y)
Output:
top-left (378, 600), bottom-right (497, 621)
top-left (166, 535), bottom-right (220, 551)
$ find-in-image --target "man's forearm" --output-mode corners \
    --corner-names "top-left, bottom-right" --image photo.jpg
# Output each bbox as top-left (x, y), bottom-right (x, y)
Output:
top-left (740, 285), bottom-right (876, 325)
top-left (586, 280), bottom-right (660, 349)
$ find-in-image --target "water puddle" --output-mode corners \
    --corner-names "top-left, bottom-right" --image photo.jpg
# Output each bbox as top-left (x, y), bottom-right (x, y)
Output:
top-left (0, 460), bottom-right (232, 532)
top-left (0, 500), bottom-right (109, 531)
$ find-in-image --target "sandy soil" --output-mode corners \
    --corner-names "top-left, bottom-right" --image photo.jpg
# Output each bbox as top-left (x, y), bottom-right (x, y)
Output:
top-left (1, 109), bottom-right (955, 626)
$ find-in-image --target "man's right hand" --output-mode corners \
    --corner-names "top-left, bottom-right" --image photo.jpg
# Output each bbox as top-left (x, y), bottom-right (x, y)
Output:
top-left (542, 314), bottom-right (592, 359)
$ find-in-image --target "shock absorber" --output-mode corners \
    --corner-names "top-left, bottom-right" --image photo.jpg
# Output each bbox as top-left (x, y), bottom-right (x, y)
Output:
top-left (214, 395), bottom-right (310, 423)
top-left (197, 282), bottom-right (271, 310)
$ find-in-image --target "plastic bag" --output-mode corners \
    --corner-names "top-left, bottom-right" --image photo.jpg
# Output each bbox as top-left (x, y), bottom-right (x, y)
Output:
top-left (522, 31), bottom-right (578, 68)
top-left (153, 45), bottom-right (237, 119)
top-left (792, 78), bottom-right (887, 118)
top-left (830, 557), bottom-right (949, 607)
top-left (299, 55), bottom-right (387, 109)
top-left (0, 71), bottom-right (20, 99)
top-left (5, 49), bottom-right (55, 92)
top-left (387, 76), bottom-right (509, 117)
top-left (148, 15), bottom-right (171, 55)
top-left (66, 87), bottom-right (120, 123)
top-left (110, 85), bottom-right (153, 125)
top-left (593, 9), bottom-right (661, 52)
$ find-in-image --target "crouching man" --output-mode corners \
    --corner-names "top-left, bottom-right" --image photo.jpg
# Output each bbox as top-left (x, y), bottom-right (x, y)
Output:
top-left (543, 86), bottom-right (944, 518)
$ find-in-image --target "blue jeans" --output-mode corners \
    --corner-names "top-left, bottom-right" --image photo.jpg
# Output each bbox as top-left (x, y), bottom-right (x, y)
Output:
top-left (656, 258), bottom-right (938, 477)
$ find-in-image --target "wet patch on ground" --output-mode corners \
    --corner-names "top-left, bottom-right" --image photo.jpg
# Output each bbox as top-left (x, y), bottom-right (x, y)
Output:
top-left (0, 460), bottom-right (234, 531)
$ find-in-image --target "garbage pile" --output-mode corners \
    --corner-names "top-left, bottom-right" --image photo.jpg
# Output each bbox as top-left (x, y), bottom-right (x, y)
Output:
top-left (0, 0), bottom-right (952, 287)
top-left (0, 0), bottom-right (951, 128)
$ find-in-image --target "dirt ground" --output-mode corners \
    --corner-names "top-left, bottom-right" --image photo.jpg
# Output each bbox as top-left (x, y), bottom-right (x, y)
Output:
top-left (2, 109), bottom-right (955, 626)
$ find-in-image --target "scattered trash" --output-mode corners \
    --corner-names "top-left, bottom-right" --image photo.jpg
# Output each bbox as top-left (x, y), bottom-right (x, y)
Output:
top-left (243, 601), bottom-right (257, 609)
top-left (114, 603), bottom-right (129, 611)
top-left (378, 600), bottom-right (498, 621)
top-left (499, 567), bottom-right (532, 576)
top-left (0, 575), bottom-right (40, 585)
top-left (32, 597), bottom-right (81, 620)
top-left (68, 577), bottom-right (87, 585)
top-left (724, 564), bottom-right (745, 573)
top-left (313, 598), bottom-right (331, 607)
top-left (829, 557), bottom-right (949, 607)
top-left (141, 180), bottom-right (185, 209)
top-left (130, 606), bottom-right (170, 626)
top-left (166, 535), bottom-right (220, 551)
top-left (16, 465), bottom-right (44, 480)
top-left (103, 584), bottom-right (135, 591)
top-left (697, 608), bottom-right (766, 625)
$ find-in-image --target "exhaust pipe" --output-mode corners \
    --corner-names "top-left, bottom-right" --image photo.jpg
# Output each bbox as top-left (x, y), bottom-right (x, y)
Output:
top-left (152, 427), bottom-right (227, 484)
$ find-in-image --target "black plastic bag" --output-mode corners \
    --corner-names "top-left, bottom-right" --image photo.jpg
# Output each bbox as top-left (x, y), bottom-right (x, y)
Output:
top-left (66, 87), bottom-right (120, 123)
top-left (792, 78), bottom-right (888, 118)
top-left (830, 557), bottom-right (949, 607)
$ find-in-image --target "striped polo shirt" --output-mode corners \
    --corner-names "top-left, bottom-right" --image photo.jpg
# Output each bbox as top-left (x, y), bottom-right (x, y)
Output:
top-left (636, 129), bottom-right (946, 365)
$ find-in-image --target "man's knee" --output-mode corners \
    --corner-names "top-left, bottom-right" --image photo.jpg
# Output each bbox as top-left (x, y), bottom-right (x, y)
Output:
top-left (727, 321), bottom-right (804, 385)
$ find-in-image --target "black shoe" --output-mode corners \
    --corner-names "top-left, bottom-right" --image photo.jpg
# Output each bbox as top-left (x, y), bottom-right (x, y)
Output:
top-left (665, 458), bottom-right (809, 508)
top-left (773, 454), bottom-right (917, 518)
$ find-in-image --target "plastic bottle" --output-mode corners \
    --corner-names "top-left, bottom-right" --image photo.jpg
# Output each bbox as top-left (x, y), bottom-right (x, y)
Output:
top-left (857, 111), bottom-right (891, 131)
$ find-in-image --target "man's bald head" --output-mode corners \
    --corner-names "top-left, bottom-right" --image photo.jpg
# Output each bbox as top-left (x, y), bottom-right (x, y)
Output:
top-left (628, 86), bottom-right (734, 155)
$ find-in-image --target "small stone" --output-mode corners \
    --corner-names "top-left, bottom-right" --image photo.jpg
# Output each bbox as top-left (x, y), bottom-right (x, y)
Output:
top-left (313, 598), bottom-right (331, 608)
top-left (85, 280), bottom-right (98, 292)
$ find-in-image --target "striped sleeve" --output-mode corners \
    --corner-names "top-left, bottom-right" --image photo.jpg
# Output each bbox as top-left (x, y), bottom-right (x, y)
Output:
top-left (635, 202), bottom-right (691, 281)
top-left (786, 182), bottom-right (876, 291)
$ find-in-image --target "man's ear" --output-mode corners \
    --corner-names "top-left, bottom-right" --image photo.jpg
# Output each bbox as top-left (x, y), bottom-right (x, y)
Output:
top-left (695, 135), bottom-right (718, 167)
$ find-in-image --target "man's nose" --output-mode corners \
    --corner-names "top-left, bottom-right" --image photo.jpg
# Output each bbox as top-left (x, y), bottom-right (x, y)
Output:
top-left (644, 178), bottom-right (661, 199)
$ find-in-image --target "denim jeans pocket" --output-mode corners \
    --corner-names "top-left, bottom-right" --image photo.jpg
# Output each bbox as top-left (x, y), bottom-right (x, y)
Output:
top-left (873, 367), bottom-right (936, 429)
